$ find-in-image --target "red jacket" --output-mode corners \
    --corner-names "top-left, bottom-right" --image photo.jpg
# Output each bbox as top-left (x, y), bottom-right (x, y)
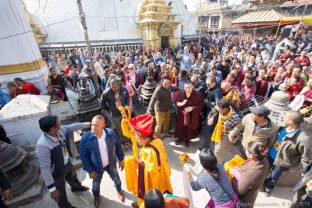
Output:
top-left (256, 79), bottom-right (269, 97)
top-left (287, 84), bottom-right (301, 101)
top-left (19, 82), bottom-right (41, 95)
top-left (295, 56), bottom-right (310, 66)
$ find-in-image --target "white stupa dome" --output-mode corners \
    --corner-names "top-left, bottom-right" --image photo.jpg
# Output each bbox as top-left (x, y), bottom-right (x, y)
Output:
top-left (23, 0), bottom-right (196, 47)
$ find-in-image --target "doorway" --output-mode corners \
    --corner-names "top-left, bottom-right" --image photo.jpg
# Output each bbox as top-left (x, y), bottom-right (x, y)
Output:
top-left (161, 36), bottom-right (169, 49)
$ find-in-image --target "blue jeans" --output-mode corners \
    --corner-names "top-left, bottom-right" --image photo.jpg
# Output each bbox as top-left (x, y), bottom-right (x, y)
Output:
top-left (267, 155), bottom-right (275, 167)
top-left (92, 162), bottom-right (122, 197)
top-left (264, 165), bottom-right (289, 190)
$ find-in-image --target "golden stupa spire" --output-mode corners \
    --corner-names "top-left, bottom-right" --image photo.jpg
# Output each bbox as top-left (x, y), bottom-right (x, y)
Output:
top-left (21, 0), bottom-right (45, 44)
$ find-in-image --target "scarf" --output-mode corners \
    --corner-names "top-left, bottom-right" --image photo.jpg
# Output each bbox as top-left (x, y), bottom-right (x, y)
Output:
top-left (211, 108), bottom-right (233, 143)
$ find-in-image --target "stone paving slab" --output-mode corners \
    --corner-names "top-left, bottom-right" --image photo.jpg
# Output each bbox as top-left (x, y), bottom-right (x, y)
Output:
top-left (19, 136), bottom-right (293, 208)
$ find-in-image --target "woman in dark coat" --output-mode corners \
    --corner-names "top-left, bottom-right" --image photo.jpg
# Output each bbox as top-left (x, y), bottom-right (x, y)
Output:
top-left (232, 141), bottom-right (270, 208)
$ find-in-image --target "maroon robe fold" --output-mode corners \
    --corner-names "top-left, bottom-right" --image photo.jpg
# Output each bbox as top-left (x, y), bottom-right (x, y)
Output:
top-left (174, 89), bottom-right (204, 141)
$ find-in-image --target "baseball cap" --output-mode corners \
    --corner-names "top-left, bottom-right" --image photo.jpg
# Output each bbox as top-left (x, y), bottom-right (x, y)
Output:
top-left (249, 106), bottom-right (270, 116)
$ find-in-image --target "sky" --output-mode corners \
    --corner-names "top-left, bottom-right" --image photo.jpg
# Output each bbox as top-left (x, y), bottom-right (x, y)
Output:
top-left (182, 0), bottom-right (201, 12)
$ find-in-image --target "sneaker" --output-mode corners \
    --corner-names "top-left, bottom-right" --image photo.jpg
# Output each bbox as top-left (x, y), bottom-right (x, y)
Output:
top-left (263, 187), bottom-right (272, 197)
top-left (160, 133), bottom-right (172, 138)
top-left (174, 138), bottom-right (184, 145)
top-left (185, 140), bottom-right (190, 148)
top-left (117, 190), bottom-right (125, 202)
top-left (71, 185), bottom-right (89, 192)
top-left (198, 145), bottom-right (209, 151)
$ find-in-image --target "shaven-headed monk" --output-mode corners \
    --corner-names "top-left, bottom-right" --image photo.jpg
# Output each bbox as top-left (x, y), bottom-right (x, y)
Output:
top-left (123, 114), bottom-right (173, 208)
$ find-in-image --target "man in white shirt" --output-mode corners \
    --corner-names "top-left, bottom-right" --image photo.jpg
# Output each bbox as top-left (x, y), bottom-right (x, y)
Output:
top-left (80, 115), bottom-right (125, 208)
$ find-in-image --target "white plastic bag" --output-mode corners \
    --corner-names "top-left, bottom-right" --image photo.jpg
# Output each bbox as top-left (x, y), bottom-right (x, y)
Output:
top-left (182, 151), bottom-right (205, 207)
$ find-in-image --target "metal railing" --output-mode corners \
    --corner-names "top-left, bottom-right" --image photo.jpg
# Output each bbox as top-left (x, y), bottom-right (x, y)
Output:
top-left (235, 94), bottom-right (311, 124)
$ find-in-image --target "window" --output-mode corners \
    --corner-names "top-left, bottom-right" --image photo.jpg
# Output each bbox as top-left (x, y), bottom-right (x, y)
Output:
top-left (199, 16), bottom-right (209, 23)
top-left (210, 16), bottom-right (220, 29)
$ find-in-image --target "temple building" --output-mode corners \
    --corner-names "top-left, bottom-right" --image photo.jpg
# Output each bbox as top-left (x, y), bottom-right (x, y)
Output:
top-left (23, 0), bottom-right (196, 52)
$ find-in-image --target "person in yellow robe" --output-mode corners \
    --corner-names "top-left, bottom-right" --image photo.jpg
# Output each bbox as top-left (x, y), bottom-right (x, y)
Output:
top-left (123, 114), bottom-right (173, 208)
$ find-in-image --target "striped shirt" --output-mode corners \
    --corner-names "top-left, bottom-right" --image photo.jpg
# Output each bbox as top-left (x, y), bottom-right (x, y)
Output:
top-left (191, 164), bottom-right (235, 204)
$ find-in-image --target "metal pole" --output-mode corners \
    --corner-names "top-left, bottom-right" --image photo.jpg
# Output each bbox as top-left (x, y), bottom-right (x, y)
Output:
top-left (295, 2), bottom-right (308, 38)
top-left (275, 20), bottom-right (281, 39)
top-left (77, 0), bottom-right (101, 97)
top-left (198, 0), bottom-right (202, 48)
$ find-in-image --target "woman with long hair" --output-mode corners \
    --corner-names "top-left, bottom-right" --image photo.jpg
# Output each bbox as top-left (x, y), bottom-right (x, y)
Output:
top-left (231, 141), bottom-right (270, 208)
top-left (189, 148), bottom-right (238, 208)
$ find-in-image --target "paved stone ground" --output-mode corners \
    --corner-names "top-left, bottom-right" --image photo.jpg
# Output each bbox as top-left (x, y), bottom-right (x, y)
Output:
top-left (20, 132), bottom-right (294, 208)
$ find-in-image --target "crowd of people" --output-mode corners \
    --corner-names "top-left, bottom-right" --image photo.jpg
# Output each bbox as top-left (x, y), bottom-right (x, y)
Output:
top-left (1, 33), bottom-right (312, 208)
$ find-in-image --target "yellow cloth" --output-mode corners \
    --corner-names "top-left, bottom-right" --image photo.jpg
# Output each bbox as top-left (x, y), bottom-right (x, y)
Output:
top-left (211, 108), bottom-right (233, 143)
top-left (124, 138), bottom-right (173, 206)
top-left (300, 104), bottom-right (312, 115)
top-left (223, 90), bottom-right (241, 109)
top-left (140, 139), bottom-right (173, 195)
top-left (224, 155), bottom-right (245, 181)
top-left (119, 106), bottom-right (138, 158)
top-left (124, 156), bottom-right (138, 195)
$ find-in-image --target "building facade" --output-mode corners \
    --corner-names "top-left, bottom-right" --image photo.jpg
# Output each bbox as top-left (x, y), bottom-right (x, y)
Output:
top-left (231, 0), bottom-right (312, 37)
top-left (280, 0), bottom-right (312, 15)
top-left (193, 0), bottom-right (248, 35)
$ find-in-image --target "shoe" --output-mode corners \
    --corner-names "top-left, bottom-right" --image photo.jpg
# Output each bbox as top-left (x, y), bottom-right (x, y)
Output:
top-left (174, 138), bottom-right (184, 145)
top-left (117, 190), bottom-right (125, 202)
top-left (161, 133), bottom-right (172, 138)
top-left (185, 140), bottom-right (190, 148)
top-left (71, 185), bottom-right (89, 192)
top-left (198, 146), bottom-right (208, 151)
top-left (94, 197), bottom-right (101, 208)
top-left (263, 187), bottom-right (272, 197)
top-left (131, 202), bottom-right (139, 208)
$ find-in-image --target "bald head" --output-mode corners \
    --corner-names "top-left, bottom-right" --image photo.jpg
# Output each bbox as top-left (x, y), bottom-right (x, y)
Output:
top-left (160, 62), bottom-right (167, 70)
top-left (190, 75), bottom-right (199, 83)
top-left (221, 82), bottom-right (231, 93)
top-left (284, 111), bottom-right (303, 127)
top-left (91, 115), bottom-right (105, 137)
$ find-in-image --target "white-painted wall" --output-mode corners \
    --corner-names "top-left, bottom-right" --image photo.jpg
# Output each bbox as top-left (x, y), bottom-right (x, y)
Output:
top-left (0, 0), bottom-right (48, 92)
top-left (23, 0), bottom-right (196, 44)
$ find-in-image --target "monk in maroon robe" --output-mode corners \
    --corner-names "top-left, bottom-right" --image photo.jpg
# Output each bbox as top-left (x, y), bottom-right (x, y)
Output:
top-left (174, 80), bottom-right (204, 147)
